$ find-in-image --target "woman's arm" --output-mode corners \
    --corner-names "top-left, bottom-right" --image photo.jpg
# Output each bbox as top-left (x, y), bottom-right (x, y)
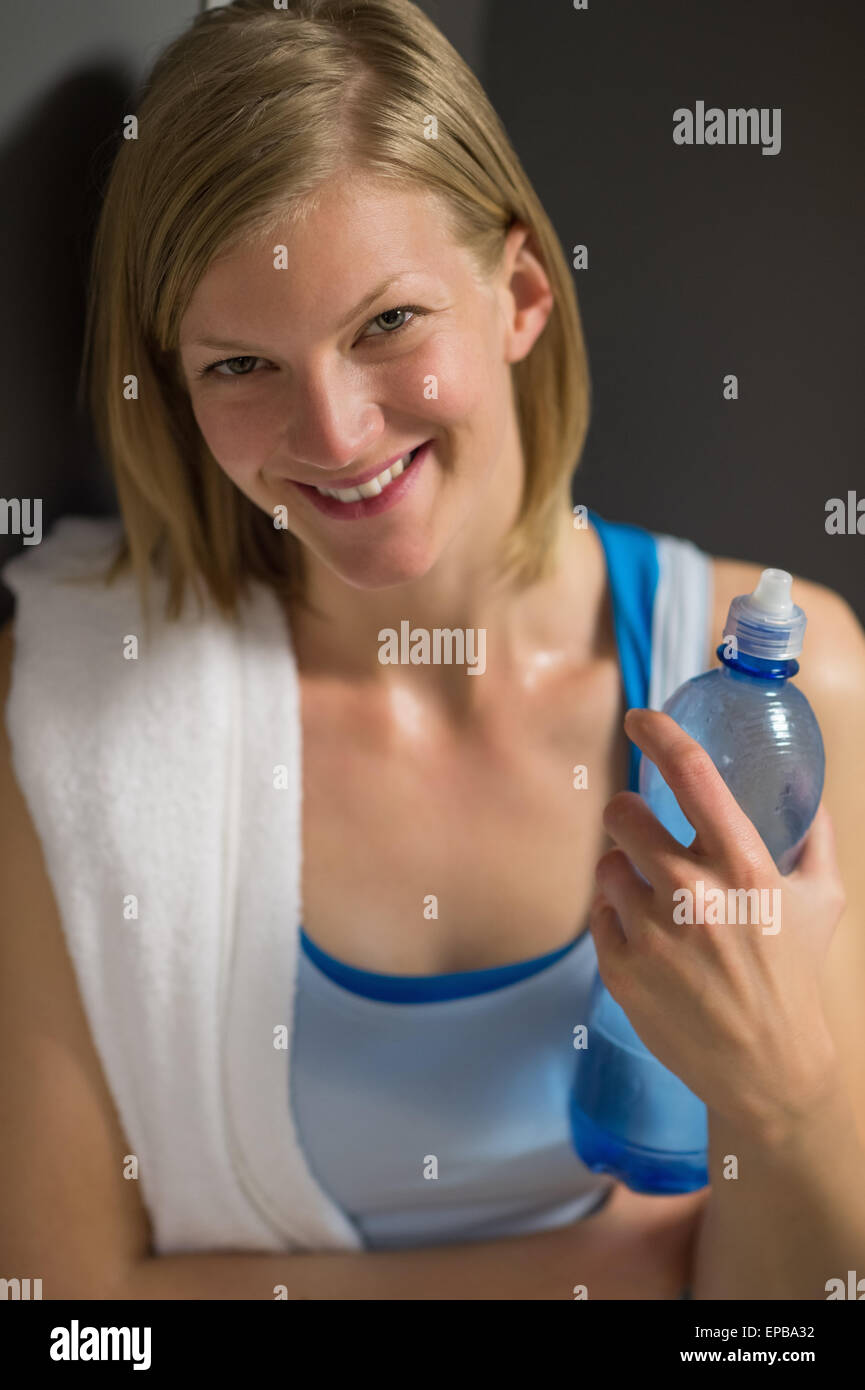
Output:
top-left (691, 586), bottom-right (865, 1300)
top-left (113, 1184), bottom-right (707, 1301)
top-left (692, 1074), bottom-right (865, 1300)
top-left (0, 621), bottom-right (151, 1298)
top-left (594, 583), bottom-right (865, 1302)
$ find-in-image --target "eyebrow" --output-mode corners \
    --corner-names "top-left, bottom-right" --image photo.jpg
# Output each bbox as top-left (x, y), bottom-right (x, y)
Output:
top-left (186, 273), bottom-right (420, 352)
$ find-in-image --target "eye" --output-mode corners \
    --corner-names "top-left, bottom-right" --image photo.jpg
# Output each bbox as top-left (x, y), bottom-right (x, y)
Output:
top-left (360, 305), bottom-right (426, 341)
top-left (194, 305), bottom-right (426, 379)
top-left (196, 354), bottom-right (265, 379)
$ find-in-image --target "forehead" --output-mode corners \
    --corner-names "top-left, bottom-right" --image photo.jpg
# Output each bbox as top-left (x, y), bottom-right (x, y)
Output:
top-left (180, 173), bottom-right (469, 340)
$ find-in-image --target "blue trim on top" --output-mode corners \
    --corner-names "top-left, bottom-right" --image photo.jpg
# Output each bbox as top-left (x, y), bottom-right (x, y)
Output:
top-left (585, 509), bottom-right (658, 793)
top-left (298, 510), bottom-right (660, 1002)
top-left (717, 644), bottom-right (798, 680)
top-left (299, 925), bottom-right (588, 1002)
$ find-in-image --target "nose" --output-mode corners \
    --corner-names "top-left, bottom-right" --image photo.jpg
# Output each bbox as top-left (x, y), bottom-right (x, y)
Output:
top-left (282, 358), bottom-right (383, 475)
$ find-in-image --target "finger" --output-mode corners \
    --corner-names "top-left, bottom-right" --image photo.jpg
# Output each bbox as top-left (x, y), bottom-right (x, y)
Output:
top-left (588, 891), bottom-right (628, 967)
top-left (624, 707), bottom-right (767, 865)
top-left (602, 790), bottom-right (691, 889)
top-left (594, 847), bottom-right (654, 943)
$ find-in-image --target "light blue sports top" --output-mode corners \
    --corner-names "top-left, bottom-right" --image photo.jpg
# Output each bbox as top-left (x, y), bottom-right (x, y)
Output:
top-left (289, 510), bottom-right (707, 1250)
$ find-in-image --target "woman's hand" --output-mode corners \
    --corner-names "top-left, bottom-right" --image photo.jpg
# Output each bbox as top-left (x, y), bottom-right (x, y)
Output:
top-left (590, 707), bottom-right (845, 1144)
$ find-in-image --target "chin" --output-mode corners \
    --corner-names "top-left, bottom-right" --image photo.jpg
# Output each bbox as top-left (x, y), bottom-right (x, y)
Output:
top-left (327, 546), bottom-right (438, 592)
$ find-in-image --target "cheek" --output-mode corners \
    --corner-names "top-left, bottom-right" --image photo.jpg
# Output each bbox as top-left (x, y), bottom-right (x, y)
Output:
top-left (190, 394), bottom-right (282, 479)
top-left (416, 330), bottom-right (501, 426)
top-left (188, 326), bottom-right (502, 473)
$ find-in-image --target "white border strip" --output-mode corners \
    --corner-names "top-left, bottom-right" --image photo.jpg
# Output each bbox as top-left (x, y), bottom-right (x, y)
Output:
top-left (649, 533), bottom-right (713, 711)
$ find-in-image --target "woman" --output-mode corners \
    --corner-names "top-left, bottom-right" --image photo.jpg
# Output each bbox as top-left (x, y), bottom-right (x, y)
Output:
top-left (2, 0), bottom-right (865, 1301)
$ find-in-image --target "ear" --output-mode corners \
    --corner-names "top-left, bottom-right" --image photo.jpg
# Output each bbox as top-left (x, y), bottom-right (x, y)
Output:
top-left (496, 222), bottom-right (555, 365)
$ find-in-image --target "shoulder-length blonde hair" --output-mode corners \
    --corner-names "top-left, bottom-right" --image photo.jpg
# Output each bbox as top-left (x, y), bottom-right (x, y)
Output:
top-left (79, 0), bottom-right (591, 625)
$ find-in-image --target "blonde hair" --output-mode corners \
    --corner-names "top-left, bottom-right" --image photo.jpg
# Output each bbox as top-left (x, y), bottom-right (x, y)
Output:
top-left (79, 0), bottom-right (591, 625)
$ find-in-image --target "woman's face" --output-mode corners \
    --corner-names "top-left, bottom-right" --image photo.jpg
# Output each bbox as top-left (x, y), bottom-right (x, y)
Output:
top-left (178, 171), bottom-right (552, 591)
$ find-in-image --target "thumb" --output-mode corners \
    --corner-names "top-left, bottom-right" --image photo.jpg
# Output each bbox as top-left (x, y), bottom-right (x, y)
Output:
top-left (788, 803), bottom-right (847, 963)
top-left (789, 801), bottom-right (839, 882)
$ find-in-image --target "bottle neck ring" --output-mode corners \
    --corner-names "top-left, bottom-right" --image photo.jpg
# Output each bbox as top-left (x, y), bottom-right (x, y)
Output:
top-left (716, 643), bottom-right (799, 680)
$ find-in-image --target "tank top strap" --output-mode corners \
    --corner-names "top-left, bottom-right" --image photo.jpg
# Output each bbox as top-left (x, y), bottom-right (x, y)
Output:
top-left (586, 510), bottom-right (657, 790)
top-left (586, 510), bottom-right (713, 792)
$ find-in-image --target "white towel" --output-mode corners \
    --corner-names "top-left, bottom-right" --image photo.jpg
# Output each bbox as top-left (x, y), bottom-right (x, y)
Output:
top-left (2, 514), bottom-right (712, 1258)
top-left (2, 515), bottom-right (359, 1255)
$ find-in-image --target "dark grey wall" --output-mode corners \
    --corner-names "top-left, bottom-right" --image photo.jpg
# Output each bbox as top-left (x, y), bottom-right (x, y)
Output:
top-left (2, 0), bottom-right (862, 625)
top-left (0, 0), bottom-right (202, 623)
top-left (481, 0), bottom-right (864, 619)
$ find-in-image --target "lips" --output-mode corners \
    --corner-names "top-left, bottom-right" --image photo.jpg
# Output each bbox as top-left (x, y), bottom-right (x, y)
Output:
top-left (291, 438), bottom-right (432, 520)
top-left (296, 442), bottom-right (428, 493)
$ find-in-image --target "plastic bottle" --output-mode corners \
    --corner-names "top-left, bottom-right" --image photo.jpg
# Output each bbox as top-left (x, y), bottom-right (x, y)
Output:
top-left (570, 568), bottom-right (825, 1193)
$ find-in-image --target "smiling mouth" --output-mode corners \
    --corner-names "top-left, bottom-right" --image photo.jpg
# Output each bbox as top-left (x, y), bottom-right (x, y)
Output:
top-left (305, 444), bottom-right (424, 503)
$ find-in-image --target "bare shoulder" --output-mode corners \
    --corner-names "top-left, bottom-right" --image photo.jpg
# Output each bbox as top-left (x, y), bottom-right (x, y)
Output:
top-left (707, 555), bottom-right (865, 702)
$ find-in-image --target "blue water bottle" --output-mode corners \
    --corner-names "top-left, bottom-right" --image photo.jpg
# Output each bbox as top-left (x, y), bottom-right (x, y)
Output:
top-left (571, 568), bottom-right (825, 1193)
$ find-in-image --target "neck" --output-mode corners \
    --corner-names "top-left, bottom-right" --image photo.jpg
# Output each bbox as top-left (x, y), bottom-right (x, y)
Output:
top-left (285, 506), bottom-right (608, 717)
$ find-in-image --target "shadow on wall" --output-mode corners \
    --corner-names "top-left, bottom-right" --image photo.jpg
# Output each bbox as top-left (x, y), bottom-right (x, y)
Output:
top-left (0, 68), bottom-right (126, 626)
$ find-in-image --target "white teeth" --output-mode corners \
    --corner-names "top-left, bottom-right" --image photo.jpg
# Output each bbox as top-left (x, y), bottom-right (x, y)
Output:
top-left (315, 449), bottom-right (415, 501)
top-left (357, 476), bottom-right (383, 499)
